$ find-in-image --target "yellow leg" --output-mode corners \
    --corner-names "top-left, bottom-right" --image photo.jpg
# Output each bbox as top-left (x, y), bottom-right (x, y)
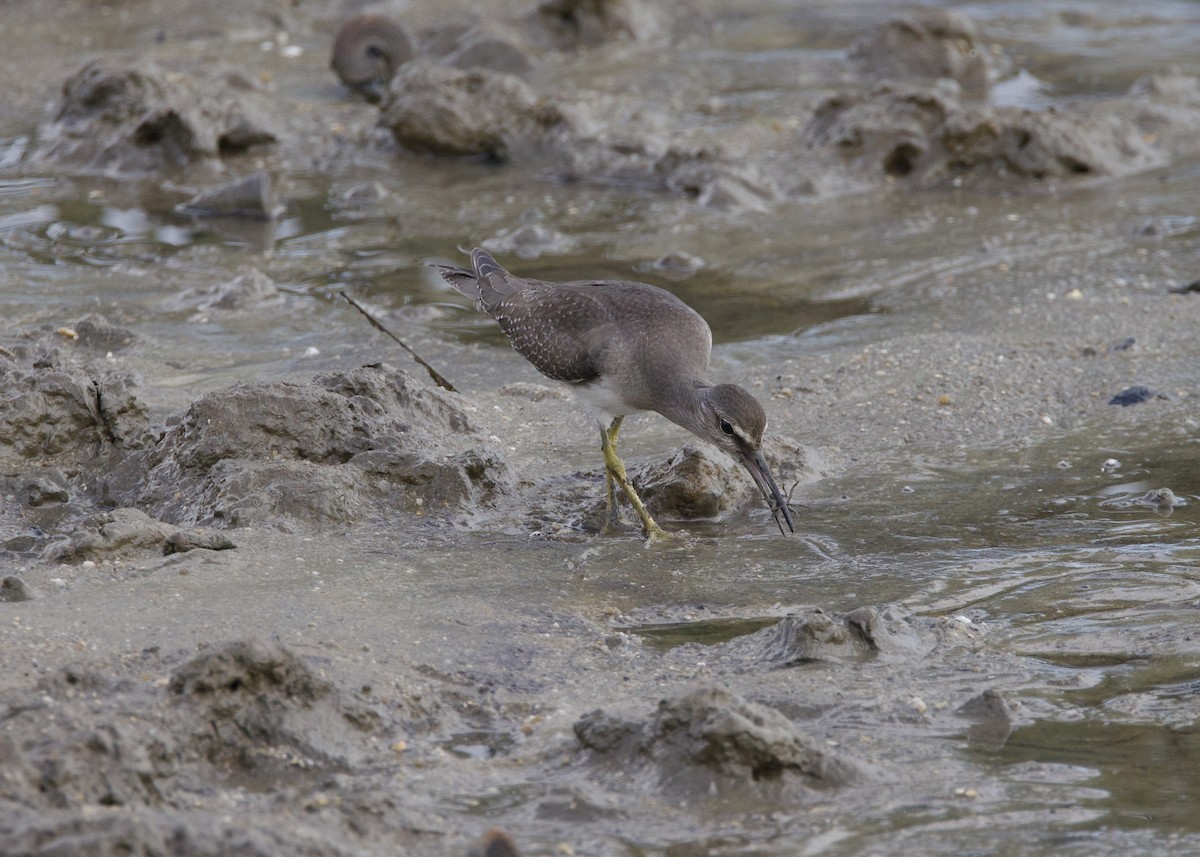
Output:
top-left (602, 418), bottom-right (624, 532)
top-left (600, 417), bottom-right (670, 541)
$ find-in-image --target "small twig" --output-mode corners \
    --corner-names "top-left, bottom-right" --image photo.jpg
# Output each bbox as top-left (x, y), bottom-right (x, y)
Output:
top-left (339, 291), bottom-right (457, 393)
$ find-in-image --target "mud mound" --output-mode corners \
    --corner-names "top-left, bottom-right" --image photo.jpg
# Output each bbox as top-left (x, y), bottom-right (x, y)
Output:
top-left (849, 8), bottom-right (1005, 90)
top-left (802, 73), bottom-right (1200, 187)
top-left (169, 639), bottom-right (380, 774)
top-left (574, 685), bottom-right (865, 797)
top-left (0, 669), bottom-right (169, 812)
top-left (1, 329), bottom-right (156, 559)
top-left (695, 604), bottom-right (985, 668)
top-left (133, 363), bottom-right (511, 527)
top-left (33, 59), bottom-right (277, 174)
top-left (0, 352), bottom-right (150, 461)
top-left (0, 810), bottom-right (351, 857)
top-left (3, 355), bottom-right (509, 556)
top-left (0, 642), bottom-right (393, 857)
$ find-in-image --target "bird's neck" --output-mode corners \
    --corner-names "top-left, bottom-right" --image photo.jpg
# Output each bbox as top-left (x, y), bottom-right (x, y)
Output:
top-left (654, 378), bottom-right (713, 437)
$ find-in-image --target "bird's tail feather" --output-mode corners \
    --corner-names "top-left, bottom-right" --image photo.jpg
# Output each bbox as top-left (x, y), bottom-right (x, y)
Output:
top-left (432, 249), bottom-right (519, 314)
top-left (471, 248), bottom-right (522, 310)
top-left (432, 265), bottom-right (482, 304)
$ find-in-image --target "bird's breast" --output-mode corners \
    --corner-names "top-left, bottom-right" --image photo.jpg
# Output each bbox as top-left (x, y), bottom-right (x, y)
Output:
top-left (571, 377), bottom-right (643, 423)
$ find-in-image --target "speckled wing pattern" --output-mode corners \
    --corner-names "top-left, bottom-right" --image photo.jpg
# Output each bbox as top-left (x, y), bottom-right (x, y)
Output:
top-left (436, 251), bottom-right (617, 385)
top-left (486, 285), bottom-right (615, 384)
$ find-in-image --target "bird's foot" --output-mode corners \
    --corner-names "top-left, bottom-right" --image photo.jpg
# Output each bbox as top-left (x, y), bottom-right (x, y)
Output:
top-left (628, 498), bottom-right (674, 543)
top-left (640, 520), bottom-right (676, 545)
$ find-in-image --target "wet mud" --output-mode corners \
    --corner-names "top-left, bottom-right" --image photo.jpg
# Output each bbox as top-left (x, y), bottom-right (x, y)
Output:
top-left (2, 1), bottom-right (1200, 855)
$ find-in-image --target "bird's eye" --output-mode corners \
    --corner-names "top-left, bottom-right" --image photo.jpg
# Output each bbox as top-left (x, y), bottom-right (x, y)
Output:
top-left (720, 420), bottom-right (735, 436)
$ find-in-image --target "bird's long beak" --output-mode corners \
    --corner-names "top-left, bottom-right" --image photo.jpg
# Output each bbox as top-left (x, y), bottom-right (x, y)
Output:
top-left (740, 449), bottom-right (795, 535)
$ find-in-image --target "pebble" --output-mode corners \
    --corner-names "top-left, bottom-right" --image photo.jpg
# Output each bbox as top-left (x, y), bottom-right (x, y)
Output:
top-left (1109, 385), bottom-right (1161, 406)
top-left (0, 576), bottom-right (41, 602)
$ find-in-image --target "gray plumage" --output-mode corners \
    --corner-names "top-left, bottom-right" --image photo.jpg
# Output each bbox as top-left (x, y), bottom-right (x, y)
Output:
top-left (434, 248), bottom-right (794, 535)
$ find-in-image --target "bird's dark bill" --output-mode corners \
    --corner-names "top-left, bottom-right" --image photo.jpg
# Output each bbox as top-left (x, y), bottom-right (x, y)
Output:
top-left (742, 450), bottom-right (795, 534)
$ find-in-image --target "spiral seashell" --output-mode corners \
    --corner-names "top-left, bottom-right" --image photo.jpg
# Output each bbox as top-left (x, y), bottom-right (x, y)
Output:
top-left (331, 15), bottom-right (415, 99)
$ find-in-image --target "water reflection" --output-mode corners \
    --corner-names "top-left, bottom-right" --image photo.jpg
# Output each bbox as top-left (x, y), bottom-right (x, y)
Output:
top-left (999, 720), bottom-right (1200, 832)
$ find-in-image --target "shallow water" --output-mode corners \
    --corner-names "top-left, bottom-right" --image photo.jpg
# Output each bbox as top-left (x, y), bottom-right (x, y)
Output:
top-left (3, 0), bottom-right (1200, 855)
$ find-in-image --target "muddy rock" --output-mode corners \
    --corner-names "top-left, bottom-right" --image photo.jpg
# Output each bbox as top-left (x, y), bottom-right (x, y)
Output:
top-left (849, 8), bottom-right (1004, 91)
top-left (24, 713), bottom-right (173, 810)
top-left (0, 576), bottom-right (41, 602)
top-left (0, 342), bottom-right (157, 559)
top-left (574, 685), bottom-right (863, 794)
top-left (1129, 69), bottom-right (1200, 106)
top-left (957, 688), bottom-right (1016, 750)
top-left (72, 315), bottom-right (138, 353)
top-left (0, 665), bottom-right (168, 814)
top-left (635, 445), bottom-right (749, 522)
top-left (802, 72), bottom-right (1200, 188)
top-left (0, 357), bottom-right (152, 461)
top-left (380, 61), bottom-right (568, 160)
top-left (803, 80), bottom-right (1177, 185)
top-left (557, 139), bottom-right (779, 210)
top-left (132, 364), bottom-right (511, 527)
top-left (51, 507), bottom-right (175, 562)
top-left (201, 268), bottom-right (281, 310)
top-left (802, 84), bottom-right (960, 180)
top-left (612, 434), bottom-right (813, 527)
top-left (164, 530), bottom-right (237, 554)
top-left (647, 250), bottom-right (705, 279)
top-left (17, 472), bottom-right (71, 508)
top-left (48, 507), bottom-right (234, 563)
top-left (0, 523), bottom-right (46, 559)
top-left (666, 154), bottom-right (781, 211)
top-left (1135, 487), bottom-right (1181, 511)
top-left (939, 102), bottom-right (1165, 181)
top-left (534, 0), bottom-right (664, 46)
top-left (33, 59), bottom-right (276, 174)
top-left (704, 604), bottom-right (983, 668)
top-left (0, 811), bottom-right (354, 857)
top-left (742, 609), bottom-right (877, 665)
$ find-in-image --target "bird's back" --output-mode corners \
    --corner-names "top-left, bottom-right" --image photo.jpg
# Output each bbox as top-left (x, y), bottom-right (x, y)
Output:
top-left (436, 251), bottom-right (713, 412)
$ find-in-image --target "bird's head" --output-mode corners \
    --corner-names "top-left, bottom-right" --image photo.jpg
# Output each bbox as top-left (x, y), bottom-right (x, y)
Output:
top-left (696, 384), bottom-right (795, 534)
